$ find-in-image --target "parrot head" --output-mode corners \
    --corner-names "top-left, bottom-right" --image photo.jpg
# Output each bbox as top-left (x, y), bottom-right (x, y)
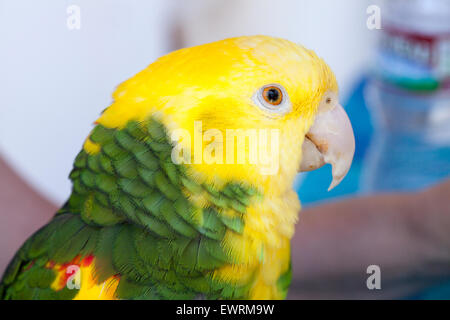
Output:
top-left (96, 35), bottom-right (355, 196)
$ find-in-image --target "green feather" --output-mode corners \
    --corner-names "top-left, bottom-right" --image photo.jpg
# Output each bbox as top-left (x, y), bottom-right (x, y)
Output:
top-left (141, 192), bottom-right (164, 217)
top-left (147, 118), bottom-right (167, 142)
top-left (87, 155), bottom-right (101, 173)
top-left (69, 169), bottom-right (80, 180)
top-left (132, 144), bottom-right (159, 170)
top-left (74, 151), bottom-right (88, 169)
top-left (80, 170), bottom-right (96, 188)
top-left (118, 178), bottom-right (151, 198)
top-left (112, 226), bottom-right (148, 282)
top-left (102, 140), bottom-right (124, 159)
top-left (125, 121), bottom-right (147, 140)
top-left (99, 154), bottom-right (115, 174)
top-left (82, 196), bottom-right (124, 226)
top-left (198, 208), bottom-right (226, 240)
top-left (219, 214), bottom-right (245, 234)
top-left (73, 179), bottom-right (88, 195)
top-left (133, 230), bottom-right (159, 266)
top-left (154, 171), bottom-right (180, 201)
top-left (147, 140), bottom-right (172, 154)
top-left (1, 255), bottom-right (22, 286)
top-left (94, 226), bottom-right (121, 282)
top-left (27, 214), bottom-right (71, 259)
top-left (180, 177), bottom-right (203, 194)
top-left (51, 221), bottom-right (97, 263)
top-left (277, 262), bottom-right (292, 299)
top-left (95, 173), bottom-right (117, 193)
top-left (173, 197), bottom-right (200, 227)
top-left (115, 277), bottom-right (159, 300)
top-left (114, 156), bottom-right (138, 179)
top-left (90, 125), bottom-right (114, 144)
top-left (115, 130), bottom-right (140, 151)
top-left (161, 161), bottom-right (179, 185)
top-left (138, 167), bottom-right (157, 187)
top-left (134, 210), bottom-right (173, 238)
top-left (27, 266), bottom-right (54, 289)
top-left (94, 192), bottom-right (110, 207)
top-left (160, 200), bottom-right (198, 238)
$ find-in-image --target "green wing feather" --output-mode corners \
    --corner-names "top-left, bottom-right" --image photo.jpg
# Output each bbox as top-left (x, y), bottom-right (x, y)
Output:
top-left (0, 118), bottom-right (261, 300)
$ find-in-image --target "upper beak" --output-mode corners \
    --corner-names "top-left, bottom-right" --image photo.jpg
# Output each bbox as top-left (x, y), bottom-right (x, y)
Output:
top-left (299, 103), bottom-right (355, 191)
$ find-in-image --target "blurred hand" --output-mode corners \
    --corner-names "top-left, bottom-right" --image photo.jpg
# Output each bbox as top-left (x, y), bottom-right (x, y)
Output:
top-left (289, 178), bottom-right (450, 299)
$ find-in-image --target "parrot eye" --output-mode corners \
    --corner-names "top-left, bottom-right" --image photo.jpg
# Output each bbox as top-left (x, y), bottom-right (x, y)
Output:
top-left (262, 86), bottom-right (283, 105)
top-left (254, 84), bottom-right (291, 115)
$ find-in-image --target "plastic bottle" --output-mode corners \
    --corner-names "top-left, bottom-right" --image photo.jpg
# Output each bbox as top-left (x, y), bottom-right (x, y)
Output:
top-left (362, 0), bottom-right (450, 192)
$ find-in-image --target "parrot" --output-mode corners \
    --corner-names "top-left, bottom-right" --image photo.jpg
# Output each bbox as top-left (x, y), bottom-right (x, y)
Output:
top-left (0, 35), bottom-right (354, 300)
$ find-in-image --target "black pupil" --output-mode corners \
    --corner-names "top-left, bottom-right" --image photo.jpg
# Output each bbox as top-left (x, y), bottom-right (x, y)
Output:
top-left (266, 88), bottom-right (280, 103)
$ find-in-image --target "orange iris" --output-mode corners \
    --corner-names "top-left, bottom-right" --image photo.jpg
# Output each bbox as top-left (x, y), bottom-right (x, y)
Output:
top-left (262, 86), bottom-right (283, 106)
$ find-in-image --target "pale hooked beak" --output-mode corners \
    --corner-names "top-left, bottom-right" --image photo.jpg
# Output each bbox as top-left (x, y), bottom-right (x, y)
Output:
top-left (299, 102), bottom-right (355, 191)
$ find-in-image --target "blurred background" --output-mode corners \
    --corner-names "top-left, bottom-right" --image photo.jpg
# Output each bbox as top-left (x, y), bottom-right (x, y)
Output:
top-left (0, 0), bottom-right (449, 299)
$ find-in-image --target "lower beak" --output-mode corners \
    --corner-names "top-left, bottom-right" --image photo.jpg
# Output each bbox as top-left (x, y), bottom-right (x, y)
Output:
top-left (298, 103), bottom-right (355, 191)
